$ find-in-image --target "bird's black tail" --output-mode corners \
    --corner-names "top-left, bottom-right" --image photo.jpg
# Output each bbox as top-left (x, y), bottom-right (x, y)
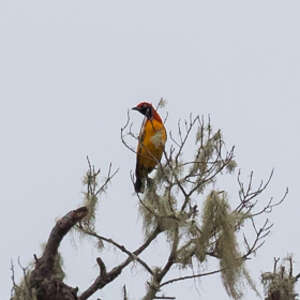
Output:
top-left (134, 177), bottom-right (144, 193)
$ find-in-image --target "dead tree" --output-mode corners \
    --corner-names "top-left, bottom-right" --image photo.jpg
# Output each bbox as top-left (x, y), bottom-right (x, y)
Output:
top-left (11, 100), bottom-right (287, 300)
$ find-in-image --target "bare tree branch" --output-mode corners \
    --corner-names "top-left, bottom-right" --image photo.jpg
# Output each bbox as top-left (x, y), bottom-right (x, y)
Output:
top-left (160, 269), bottom-right (223, 287)
top-left (79, 226), bottom-right (161, 300)
top-left (77, 224), bottom-right (154, 276)
top-left (123, 285), bottom-right (128, 300)
top-left (143, 227), bottom-right (179, 300)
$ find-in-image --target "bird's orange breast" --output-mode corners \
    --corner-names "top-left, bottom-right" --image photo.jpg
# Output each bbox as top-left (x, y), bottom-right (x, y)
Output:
top-left (137, 118), bottom-right (167, 171)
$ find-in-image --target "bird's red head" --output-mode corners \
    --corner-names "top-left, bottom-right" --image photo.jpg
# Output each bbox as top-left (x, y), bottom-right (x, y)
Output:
top-left (132, 102), bottom-right (162, 122)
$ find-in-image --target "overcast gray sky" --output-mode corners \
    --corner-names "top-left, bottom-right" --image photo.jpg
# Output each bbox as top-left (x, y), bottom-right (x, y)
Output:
top-left (1, 1), bottom-right (300, 299)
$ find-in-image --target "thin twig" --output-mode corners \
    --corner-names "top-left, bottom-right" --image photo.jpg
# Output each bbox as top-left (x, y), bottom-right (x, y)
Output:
top-left (160, 269), bottom-right (223, 287)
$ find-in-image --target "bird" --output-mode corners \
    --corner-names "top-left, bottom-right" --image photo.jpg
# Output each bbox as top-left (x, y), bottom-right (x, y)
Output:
top-left (132, 102), bottom-right (167, 193)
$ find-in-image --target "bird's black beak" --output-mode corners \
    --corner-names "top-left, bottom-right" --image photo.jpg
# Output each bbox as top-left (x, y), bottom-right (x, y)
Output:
top-left (132, 106), bottom-right (139, 111)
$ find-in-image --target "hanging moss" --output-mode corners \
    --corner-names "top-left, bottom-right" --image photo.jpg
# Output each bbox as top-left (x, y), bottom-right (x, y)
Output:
top-left (140, 180), bottom-right (180, 241)
top-left (139, 181), bottom-right (160, 237)
top-left (195, 191), bottom-right (255, 299)
top-left (196, 191), bottom-right (226, 261)
top-left (175, 243), bottom-right (194, 269)
top-left (81, 170), bottom-right (99, 230)
top-left (10, 269), bottom-right (36, 300)
top-left (226, 160), bottom-right (238, 174)
top-left (261, 257), bottom-right (298, 300)
top-left (195, 123), bottom-right (204, 144)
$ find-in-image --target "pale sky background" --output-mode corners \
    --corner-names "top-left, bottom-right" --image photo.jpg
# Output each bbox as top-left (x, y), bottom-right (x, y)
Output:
top-left (1, 1), bottom-right (300, 299)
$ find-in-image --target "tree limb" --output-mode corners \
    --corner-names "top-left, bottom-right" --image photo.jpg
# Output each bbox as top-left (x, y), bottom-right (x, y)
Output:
top-left (79, 226), bottom-right (161, 300)
top-left (29, 207), bottom-right (88, 300)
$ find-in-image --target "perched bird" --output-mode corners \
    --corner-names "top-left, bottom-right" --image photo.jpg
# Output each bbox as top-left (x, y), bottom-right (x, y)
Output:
top-left (132, 102), bottom-right (167, 193)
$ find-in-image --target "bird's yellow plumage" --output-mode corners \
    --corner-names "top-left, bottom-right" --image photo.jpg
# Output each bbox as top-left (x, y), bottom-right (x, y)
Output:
top-left (132, 102), bottom-right (167, 193)
top-left (137, 118), bottom-right (167, 174)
